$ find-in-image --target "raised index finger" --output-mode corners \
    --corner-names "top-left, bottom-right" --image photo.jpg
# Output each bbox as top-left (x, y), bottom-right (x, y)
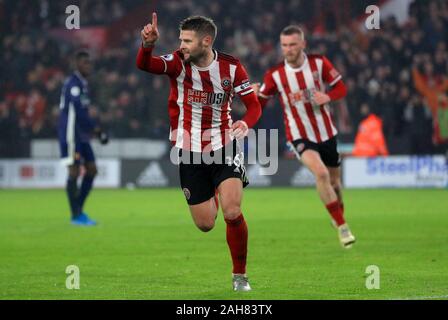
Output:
top-left (152, 12), bottom-right (158, 29)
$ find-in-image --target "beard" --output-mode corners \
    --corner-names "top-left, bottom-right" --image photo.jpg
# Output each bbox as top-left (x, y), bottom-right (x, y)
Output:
top-left (184, 47), bottom-right (207, 64)
top-left (285, 52), bottom-right (302, 64)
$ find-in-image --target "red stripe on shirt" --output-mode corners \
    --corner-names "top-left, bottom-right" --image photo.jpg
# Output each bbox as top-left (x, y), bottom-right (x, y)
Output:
top-left (278, 67), bottom-right (308, 140)
top-left (295, 70), bottom-right (322, 143)
top-left (182, 64), bottom-right (193, 151)
top-left (308, 57), bottom-right (334, 139)
top-left (198, 70), bottom-right (214, 152)
top-left (168, 77), bottom-right (180, 145)
top-left (219, 61), bottom-right (232, 147)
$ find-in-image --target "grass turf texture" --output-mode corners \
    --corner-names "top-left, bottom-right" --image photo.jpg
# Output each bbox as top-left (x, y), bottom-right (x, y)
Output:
top-left (0, 188), bottom-right (447, 300)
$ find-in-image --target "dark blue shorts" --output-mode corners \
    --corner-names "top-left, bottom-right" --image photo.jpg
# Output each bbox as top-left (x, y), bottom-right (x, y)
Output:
top-left (59, 140), bottom-right (95, 166)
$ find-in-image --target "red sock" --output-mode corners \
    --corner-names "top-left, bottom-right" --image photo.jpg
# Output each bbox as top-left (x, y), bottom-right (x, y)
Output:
top-left (326, 201), bottom-right (345, 226)
top-left (225, 213), bottom-right (248, 274)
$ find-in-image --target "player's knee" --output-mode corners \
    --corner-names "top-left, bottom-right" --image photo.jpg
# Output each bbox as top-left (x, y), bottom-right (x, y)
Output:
top-left (68, 172), bottom-right (79, 180)
top-left (86, 166), bottom-right (98, 178)
top-left (68, 166), bottom-right (80, 179)
top-left (331, 180), bottom-right (342, 191)
top-left (196, 220), bottom-right (215, 232)
top-left (315, 168), bottom-right (330, 183)
top-left (222, 204), bottom-right (241, 220)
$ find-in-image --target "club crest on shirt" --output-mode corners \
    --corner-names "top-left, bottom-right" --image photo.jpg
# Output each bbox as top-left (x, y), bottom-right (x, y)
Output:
top-left (221, 77), bottom-right (231, 90)
top-left (312, 71), bottom-right (319, 81)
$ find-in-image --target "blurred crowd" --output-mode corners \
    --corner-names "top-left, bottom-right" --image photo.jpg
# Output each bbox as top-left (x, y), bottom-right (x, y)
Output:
top-left (1, 0), bottom-right (447, 157)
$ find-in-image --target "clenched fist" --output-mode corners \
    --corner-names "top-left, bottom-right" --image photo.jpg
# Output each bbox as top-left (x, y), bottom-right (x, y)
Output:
top-left (231, 120), bottom-right (249, 140)
top-left (311, 91), bottom-right (331, 106)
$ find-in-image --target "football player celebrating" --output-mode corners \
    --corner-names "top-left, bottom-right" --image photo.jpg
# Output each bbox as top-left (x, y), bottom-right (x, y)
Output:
top-left (252, 26), bottom-right (355, 248)
top-left (137, 13), bottom-right (262, 290)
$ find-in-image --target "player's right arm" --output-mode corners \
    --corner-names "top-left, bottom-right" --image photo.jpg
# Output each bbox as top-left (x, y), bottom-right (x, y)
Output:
top-left (136, 12), bottom-right (181, 76)
top-left (252, 69), bottom-right (278, 109)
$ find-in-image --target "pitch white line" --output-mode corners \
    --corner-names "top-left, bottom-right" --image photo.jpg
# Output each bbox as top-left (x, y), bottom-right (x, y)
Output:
top-left (390, 294), bottom-right (448, 300)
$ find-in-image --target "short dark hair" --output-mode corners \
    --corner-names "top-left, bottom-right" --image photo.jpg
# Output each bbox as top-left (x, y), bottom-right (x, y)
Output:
top-left (280, 25), bottom-right (304, 39)
top-left (179, 16), bottom-right (217, 40)
top-left (75, 50), bottom-right (90, 62)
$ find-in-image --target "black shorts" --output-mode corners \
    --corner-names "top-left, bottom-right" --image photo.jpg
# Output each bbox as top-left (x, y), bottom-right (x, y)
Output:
top-left (289, 137), bottom-right (341, 167)
top-left (178, 140), bottom-right (249, 205)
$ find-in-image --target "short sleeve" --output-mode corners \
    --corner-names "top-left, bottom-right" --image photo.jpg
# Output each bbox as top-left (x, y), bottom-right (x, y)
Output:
top-left (322, 56), bottom-right (342, 86)
top-left (159, 51), bottom-right (183, 77)
top-left (233, 63), bottom-right (254, 97)
top-left (259, 70), bottom-right (278, 98)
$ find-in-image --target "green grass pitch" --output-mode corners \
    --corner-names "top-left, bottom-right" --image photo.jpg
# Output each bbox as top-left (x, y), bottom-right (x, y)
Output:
top-left (0, 188), bottom-right (447, 300)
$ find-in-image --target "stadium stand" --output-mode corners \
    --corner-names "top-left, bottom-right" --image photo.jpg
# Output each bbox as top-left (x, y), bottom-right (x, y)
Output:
top-left (1, 0), bottom-right (447, 157)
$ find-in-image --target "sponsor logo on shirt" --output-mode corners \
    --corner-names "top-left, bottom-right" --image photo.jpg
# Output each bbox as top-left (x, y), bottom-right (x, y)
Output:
top-left (288, 89), bottom-right (315, 104)
top-left (187, 89), bottom-right (230, 105)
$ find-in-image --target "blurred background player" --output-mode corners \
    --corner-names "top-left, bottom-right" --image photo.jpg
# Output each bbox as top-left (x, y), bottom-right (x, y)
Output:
top-left (58, 51), bottom-right (109, 226)
top-left (252, 26), bottom-right (356, 248)
top-left (136, 13), bottom-right (261, 290)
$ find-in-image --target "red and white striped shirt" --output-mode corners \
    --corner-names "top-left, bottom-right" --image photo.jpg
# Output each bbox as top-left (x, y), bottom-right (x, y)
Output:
top-left (259, 53), bottom-right (343, 143)
top-left (137, 46), bottom-right (260, 152)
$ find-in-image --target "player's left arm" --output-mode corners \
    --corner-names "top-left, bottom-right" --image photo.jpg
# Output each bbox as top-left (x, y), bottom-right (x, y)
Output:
top-left (312, 56), bottom-right (347, 106)
top-left (253, 69), bottom-right (278, 109)
top-left (231, 63), bottom-right (262, 139)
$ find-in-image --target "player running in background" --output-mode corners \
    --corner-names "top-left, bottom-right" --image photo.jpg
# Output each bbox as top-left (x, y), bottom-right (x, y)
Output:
top-left (252, 26), bottom-right (356, 248)
top-left (58, 51), bottom-right (109, 226)
top-left (136, 13), bottom-right (261, 291)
